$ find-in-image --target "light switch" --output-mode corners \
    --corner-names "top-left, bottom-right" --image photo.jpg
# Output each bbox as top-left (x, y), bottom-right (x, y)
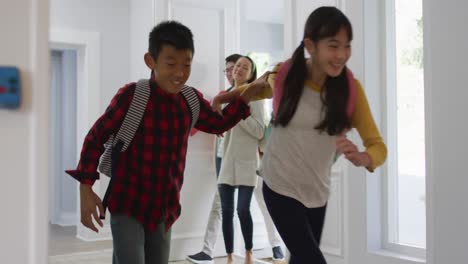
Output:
top-left (0, 66), bottom-right (20, 108)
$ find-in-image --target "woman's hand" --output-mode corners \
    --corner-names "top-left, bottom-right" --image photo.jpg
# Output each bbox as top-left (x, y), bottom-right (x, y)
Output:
top-left (336, 134), bottom-right (372, 168)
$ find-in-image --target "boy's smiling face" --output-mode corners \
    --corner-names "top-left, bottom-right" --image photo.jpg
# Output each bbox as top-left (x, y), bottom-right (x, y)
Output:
top-left (145, 45), bottom-right (193, 94)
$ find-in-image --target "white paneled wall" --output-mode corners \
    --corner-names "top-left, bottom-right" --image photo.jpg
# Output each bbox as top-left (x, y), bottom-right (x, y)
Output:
top-left (423, 0), bottom-right (468, 263)
top-left (129, 0), bottom-right (155, 81)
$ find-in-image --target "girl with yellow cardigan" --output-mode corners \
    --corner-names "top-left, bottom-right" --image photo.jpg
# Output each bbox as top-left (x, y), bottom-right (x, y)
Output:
top-left (212, 6), bottom-right (386, 264)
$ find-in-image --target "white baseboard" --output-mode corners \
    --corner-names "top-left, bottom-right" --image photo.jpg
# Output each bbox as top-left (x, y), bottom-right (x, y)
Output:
top-left (76, 224), bottom-right (112, 241)
top-left (54, 212), bottom-right (78, 227)
top-left (252, 231), bottom-right (270, 250)
top-left (324, 254), bottom-right (345, 264)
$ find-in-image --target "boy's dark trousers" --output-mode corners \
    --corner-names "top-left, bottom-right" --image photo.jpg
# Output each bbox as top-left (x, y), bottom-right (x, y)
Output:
top-left (103, 141), bottom-right (171, 264)
top-left (106, 141), bottom-right (171, 264)
top-left (111, 214), bottom-right (171, 264)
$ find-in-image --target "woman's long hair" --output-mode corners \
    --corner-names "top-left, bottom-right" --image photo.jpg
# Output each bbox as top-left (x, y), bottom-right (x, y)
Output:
top-left (274, 6), bottom-right (353, 136)
top-left (243, 56), bottom-right (258, 84)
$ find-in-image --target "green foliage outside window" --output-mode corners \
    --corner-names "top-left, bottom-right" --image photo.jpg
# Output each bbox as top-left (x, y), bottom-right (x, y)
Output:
top-left (402, 17), bottom-right (423, 69)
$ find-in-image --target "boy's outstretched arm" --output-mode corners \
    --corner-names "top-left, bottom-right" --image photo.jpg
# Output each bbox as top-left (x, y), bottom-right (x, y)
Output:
top-left (194, 90), bottom-right (251, 135)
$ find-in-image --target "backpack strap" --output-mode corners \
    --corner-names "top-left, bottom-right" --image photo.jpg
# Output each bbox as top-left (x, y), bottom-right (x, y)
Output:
top-left (272, 60), bottom-right (291, 117)
top-left (100, 80), bottom-right (150, 215)
top-left (273, 59), bottom-right (357, 118)
top-left (180, 85), bottom-right (200, 130)
top-left (114, 79), bottom-right (151, 150)
top-left (98, 79), bottom-right (150, 177)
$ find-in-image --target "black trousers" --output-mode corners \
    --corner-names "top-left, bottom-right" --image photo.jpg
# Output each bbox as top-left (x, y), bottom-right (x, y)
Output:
top-left (263, 182), bottom-right (327, 264)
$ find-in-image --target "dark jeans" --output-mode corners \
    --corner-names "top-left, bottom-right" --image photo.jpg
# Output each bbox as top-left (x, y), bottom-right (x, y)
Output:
top-left (218, 184), bottom-right (254, 253)
top-left (263, 183), bottom-right (327, 264)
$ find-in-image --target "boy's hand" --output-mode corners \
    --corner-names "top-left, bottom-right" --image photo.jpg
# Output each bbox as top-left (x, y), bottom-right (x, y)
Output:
top-left (336, 134), bottom-right (372, 168)
top-left (80, 183), bottom-right (105, 233)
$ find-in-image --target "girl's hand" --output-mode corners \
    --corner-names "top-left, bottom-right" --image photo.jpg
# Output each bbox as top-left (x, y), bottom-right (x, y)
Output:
top-left (240, 71), bottom-right (272, 102)
top-left (212, 90), bottom-right (242, 114)
top-left (211, 95), bottom-right (223, 115)
top-left (336, 134), bottom-right (372, 168)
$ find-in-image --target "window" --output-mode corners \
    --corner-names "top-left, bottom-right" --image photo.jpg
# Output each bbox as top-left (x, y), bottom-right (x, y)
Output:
top-left (385, 0), bottom-right (425, 256)
top-left (248, 52), bottom-right (271, 76)
top-left (248, 52), bottom-right (275, 120)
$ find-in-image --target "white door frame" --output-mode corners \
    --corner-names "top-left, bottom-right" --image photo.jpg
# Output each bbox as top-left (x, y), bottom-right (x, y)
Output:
top-left (48, 49), bottom-right (79, 226)
top-left (49, 29), bottom-right (108, 241)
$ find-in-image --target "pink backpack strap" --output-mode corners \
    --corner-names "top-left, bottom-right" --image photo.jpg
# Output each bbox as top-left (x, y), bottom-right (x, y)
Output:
top-left (273, 59), bottom-right (291, 116)
top-left (345, 68), bottom-right (357, 118)
top-left (273, 59), bottom-right (357, 118)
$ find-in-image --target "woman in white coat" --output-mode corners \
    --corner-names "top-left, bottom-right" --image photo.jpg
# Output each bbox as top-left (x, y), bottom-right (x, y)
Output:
top-left (217, 56), bottom-right (265, 264)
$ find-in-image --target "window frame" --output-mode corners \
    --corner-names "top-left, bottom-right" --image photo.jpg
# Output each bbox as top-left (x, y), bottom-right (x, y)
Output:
top-left (382, 0), bottom-right (426, 259)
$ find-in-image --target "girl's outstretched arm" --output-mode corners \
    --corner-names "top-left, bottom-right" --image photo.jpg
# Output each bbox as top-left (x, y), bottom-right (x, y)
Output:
top-left (211, 71), bottom-right (273, 114)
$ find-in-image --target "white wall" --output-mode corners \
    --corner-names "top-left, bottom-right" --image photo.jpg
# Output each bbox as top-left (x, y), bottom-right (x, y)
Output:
top-left (129, 0), bottom-right (155, 81)
top-left (242, 21), bottom-right (284, 55)
top-left (239, 0), bottom-right (286, 65)
top-left (244, 0), bottom-right (284, 24)
top-left (424, 0), bottom-right (468, 263)
top-left (0, 0), bottom-right (49, 263)
top-left (50, 0), bottom-right (131, 105)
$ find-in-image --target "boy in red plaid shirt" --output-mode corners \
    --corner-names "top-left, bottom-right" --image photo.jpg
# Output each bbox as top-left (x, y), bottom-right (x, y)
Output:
top-left (66, 21), bottom-right (262, 264)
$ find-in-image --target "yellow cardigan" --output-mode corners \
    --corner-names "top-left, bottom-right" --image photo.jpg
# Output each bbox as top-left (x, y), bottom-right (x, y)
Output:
top-left (238, 67), bottom-right (387, 171)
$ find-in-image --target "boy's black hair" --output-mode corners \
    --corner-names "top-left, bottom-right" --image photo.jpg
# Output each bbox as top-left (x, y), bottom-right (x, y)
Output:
top-left (148, 20), bottom-right (194, 60)
top-left (225, 54), bottom-right (242, 64)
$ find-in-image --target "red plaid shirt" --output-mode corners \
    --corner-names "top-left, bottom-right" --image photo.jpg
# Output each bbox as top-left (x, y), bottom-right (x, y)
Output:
top-left (66, 80), bottom-right (250, 231)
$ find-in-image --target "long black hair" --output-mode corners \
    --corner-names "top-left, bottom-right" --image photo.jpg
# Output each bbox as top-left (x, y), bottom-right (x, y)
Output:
top-left (274, 6), bottom-right (353, 136)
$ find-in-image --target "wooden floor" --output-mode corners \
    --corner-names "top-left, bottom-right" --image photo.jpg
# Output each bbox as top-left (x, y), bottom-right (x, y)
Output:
top-left (49, 224), bottom-right (283, 264)
top-left (49, 250), bottom-right (273, 264)
top-left (49, 224), bottom-right (112, 256)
